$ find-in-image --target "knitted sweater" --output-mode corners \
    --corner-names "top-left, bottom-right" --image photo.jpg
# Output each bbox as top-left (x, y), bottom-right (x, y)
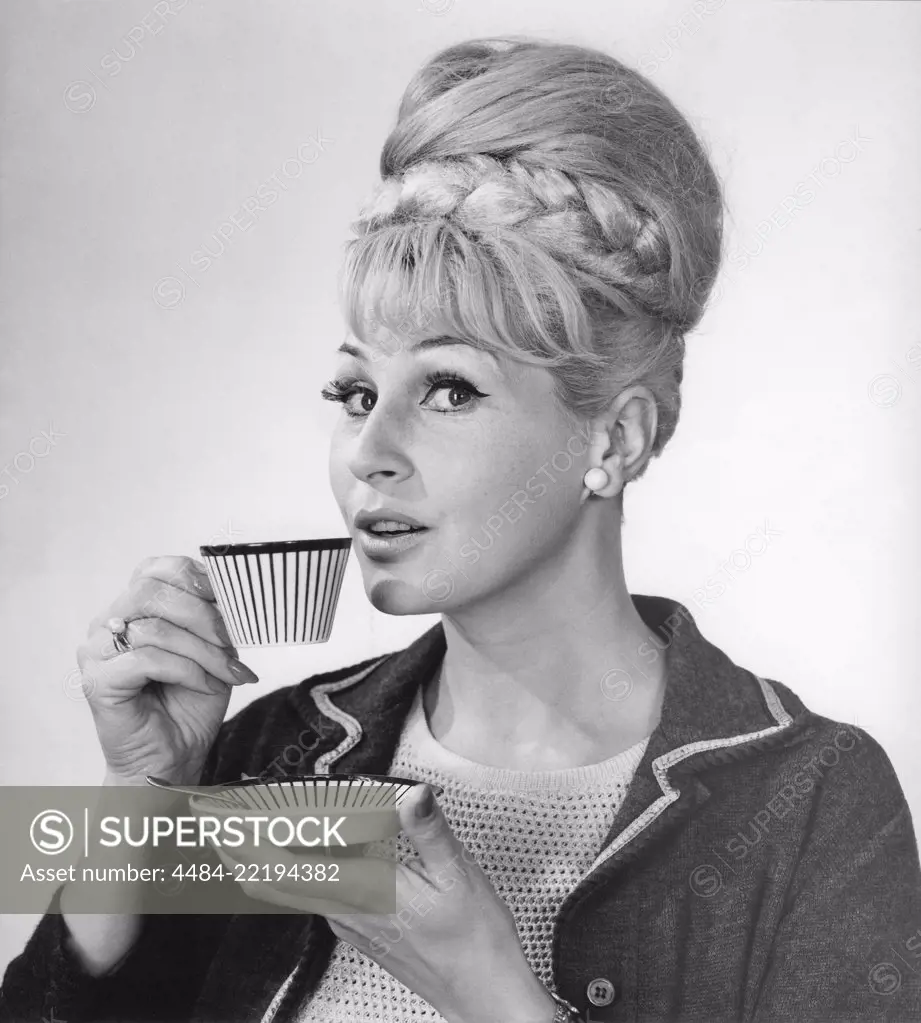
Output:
top-left (269, 684), bottom-right (650, 1022)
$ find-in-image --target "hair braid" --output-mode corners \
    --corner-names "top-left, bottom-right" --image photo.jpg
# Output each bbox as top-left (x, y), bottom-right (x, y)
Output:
top-left (340, 36), bottom-right (724, 477)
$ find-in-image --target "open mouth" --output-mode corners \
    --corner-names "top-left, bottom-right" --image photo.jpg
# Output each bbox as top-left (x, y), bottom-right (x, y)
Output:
top-left (363, 526), bottom-right (428, 537)
top-left (354, 510), bottom-right (431, 550)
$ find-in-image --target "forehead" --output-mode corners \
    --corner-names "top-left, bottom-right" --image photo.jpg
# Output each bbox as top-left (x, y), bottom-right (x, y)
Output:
top-left (351, 266), bottom-right (446, 335)
top-left (345, 275), bottom-right (552, 397)
top-left (355, 298), bottom-right (464, 350)
top-left (348, 289), bottom-right (500, 363)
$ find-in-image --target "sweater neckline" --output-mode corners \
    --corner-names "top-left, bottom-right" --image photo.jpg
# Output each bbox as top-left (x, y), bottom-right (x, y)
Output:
top-left (403, 684), bottom-right (651, 793)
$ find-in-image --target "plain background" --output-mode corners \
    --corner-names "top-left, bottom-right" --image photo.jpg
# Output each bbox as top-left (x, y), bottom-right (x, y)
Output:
top-left (2, 0), bottom-right (920, 976)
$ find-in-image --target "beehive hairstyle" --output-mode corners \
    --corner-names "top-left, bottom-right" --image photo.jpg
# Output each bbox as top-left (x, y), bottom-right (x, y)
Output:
top-left (339, 36), bottom-right (724, 480)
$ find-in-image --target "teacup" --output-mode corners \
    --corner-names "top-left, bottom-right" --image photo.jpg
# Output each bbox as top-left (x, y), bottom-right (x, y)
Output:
top-left (199, 538), bottom-right (351, 648)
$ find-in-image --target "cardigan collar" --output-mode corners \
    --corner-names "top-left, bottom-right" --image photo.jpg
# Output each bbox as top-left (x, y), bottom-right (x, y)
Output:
top-left (286, 592), bottom-right (822, 930)
top-left (289, 593), bottom-right (813, 787)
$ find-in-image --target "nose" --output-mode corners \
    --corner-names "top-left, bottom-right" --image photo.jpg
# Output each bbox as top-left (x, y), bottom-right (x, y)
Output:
top-left (344, 398), bottom-right (415, 485)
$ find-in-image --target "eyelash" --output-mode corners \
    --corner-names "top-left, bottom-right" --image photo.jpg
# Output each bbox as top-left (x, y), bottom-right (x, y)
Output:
top-left (319, 370), bottom-right (489, 420)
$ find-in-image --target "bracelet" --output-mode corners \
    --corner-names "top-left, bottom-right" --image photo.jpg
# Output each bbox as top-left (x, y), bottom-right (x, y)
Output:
top-left (548, 989), bottom-right (587, 1022)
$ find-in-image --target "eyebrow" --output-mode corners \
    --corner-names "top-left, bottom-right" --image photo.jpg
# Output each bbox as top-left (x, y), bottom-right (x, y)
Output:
top-left (337, 335), bottom-right (497, 363)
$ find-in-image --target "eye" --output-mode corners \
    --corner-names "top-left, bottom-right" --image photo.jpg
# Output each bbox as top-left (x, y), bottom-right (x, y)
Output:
top-left (420, 371), bottom-right (488, 414)
top-left (319, 371), bottom-right (489, 420)
top-left (319, 377), bottom-right (375, 419)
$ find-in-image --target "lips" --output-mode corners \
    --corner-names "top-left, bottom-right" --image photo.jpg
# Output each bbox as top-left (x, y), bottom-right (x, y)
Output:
top-left (354, 509), bottom-right (429, 534)
top-left (366, 521), bottom-right (425, 536)
top-left (357, 525), bottom-right (429, 558)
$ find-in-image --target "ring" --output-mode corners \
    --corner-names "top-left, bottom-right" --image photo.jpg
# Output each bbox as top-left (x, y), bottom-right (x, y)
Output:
top-left (106, 616), bottom-right (133, 655)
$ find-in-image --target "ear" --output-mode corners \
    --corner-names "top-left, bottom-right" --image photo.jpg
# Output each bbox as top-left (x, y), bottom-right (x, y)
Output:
top-left (581, 387), bottom-right (657, 502)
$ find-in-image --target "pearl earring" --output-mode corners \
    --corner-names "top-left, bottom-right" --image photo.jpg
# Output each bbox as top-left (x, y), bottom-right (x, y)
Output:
top-left (583, 467), bottom-right (610, 492)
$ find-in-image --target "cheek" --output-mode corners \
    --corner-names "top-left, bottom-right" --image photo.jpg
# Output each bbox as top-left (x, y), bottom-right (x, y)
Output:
top-left (427, 432), bottom-right (527, 513)
top-left (439, 432), bottom-right (576, 546)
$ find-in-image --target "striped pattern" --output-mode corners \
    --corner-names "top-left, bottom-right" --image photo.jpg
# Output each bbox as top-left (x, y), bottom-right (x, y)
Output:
top-left (190, 777), bottom-right (417, 813)
top-left (188, 778), bottom-right (417, 849)
top-left (200, 541), bottom-right (351, 647)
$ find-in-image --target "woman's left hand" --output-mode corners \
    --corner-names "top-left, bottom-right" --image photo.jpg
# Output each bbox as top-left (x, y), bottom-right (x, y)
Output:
top-left (211, 785), bottom-right (557, 1023)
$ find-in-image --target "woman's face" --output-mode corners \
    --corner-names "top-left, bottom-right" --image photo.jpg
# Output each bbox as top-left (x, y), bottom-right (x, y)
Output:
top-left (326, 318), bottom-right (594, 616)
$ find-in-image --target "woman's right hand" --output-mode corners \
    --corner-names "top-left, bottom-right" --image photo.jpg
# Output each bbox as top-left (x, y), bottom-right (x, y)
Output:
top-left (76, 555), bottom-right (259, 787)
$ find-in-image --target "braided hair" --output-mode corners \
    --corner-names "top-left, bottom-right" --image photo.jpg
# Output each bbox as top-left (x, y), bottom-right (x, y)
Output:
top-left (338, 36), bottom-right (724, 477)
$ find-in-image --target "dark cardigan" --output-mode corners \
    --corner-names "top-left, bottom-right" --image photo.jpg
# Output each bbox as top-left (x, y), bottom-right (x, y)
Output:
top-left (3, 594), bottom-right (921, 1023)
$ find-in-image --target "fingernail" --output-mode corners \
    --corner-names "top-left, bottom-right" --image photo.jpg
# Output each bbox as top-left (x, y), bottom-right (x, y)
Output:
top-left (414, 785), bottom-right (435, 820)
top-left (228, 659), bottom-right (259, 684)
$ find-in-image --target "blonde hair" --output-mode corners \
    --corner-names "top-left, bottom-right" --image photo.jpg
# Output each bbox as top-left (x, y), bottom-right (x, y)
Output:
top-left (339, 36), bottom-right (724, 480)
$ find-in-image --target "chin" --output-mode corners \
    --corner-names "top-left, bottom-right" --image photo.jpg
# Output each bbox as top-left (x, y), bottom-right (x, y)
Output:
top-left (363, 576), bottom-right (440, 616)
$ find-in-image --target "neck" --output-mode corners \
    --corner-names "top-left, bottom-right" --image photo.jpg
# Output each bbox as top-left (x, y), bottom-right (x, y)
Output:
top-left (423, 511), bottom-right (668, 770)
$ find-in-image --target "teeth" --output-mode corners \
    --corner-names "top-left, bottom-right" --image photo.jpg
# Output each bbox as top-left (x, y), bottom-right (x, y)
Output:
top-left (368, 520), bottom-right (417, 534)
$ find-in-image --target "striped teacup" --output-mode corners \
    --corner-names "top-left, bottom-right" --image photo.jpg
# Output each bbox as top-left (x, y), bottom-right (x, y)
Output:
top-left (199, 539), bottom-right (351, 647)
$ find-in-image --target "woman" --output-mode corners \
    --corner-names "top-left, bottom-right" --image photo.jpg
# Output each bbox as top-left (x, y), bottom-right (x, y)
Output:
top-left (3, 35), bottom-right (920, 1023)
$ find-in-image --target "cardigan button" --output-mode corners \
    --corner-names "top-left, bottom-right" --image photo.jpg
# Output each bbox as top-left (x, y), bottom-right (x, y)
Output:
top-left (586, 977), bottom-right (616, 1006)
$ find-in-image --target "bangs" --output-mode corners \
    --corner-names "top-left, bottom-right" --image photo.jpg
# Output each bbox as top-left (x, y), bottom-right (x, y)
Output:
top-left (338, 219), bottom-right (607, 372)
